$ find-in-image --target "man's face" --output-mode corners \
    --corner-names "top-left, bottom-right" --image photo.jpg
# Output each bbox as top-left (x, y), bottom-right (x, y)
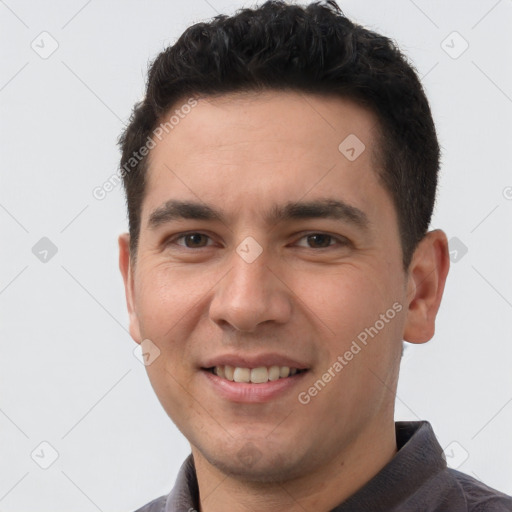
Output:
top-left (120, 91), bottom-right (412, 481)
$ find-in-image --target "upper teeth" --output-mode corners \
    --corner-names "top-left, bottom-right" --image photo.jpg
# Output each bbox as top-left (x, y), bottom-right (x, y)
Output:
top-left (213, 365), bottom-right (299, 383)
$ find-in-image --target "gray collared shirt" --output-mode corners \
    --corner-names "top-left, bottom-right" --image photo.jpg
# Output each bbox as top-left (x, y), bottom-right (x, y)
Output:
top-left (133, 421), bottom-right (512, 511)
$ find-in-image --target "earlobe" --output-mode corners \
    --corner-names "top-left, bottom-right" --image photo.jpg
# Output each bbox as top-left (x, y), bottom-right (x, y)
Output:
top-left (118, 233), bottom-right (142, 344)
top-left (403, 229), bottom-right (450, 344)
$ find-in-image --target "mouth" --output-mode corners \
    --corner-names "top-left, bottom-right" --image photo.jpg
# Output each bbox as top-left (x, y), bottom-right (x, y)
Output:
top-left (203, 365), bottom-right (308, 384)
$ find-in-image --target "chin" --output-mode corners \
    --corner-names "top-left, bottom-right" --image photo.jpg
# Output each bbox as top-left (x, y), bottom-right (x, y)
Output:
top-left (198, 441), bottom-right (309, 484)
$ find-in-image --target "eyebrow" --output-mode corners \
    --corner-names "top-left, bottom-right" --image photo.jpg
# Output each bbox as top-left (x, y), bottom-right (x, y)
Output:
top-left (147, 198), bottom-right (370, 231)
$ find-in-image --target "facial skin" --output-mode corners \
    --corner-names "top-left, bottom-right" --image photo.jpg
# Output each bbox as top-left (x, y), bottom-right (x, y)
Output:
top-left (119, 91), bottom-right (449, 512)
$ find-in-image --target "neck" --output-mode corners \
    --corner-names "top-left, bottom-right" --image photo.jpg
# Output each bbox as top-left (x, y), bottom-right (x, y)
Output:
top-left (192, 415), bottom-right (397, 512)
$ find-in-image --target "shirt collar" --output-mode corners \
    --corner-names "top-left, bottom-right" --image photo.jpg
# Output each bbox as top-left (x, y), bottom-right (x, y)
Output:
top-left (331, 421), bottom-right (462, 511)
top-left (166, 453), bottom-right (199, 511)
top-left (164, 421), bottom-right (466, 511)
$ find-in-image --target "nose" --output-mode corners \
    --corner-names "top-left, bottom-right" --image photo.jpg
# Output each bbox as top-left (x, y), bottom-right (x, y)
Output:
top-left (208, 246), bottom-right (293, 333)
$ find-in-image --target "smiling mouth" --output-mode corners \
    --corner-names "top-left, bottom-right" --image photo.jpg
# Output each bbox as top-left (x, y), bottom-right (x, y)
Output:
top-left (203, 365), bottom-right (308, 384)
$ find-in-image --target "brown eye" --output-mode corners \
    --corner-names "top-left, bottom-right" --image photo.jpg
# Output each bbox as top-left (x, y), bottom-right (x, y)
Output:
top-left (184, 233), bottom-right (208, 247)
top-left (306, 234), bottom-right (334, 248)
top-left (174, 233), bottom-right (212, 248)
top-left (294, 232), bottom-right (349, 250)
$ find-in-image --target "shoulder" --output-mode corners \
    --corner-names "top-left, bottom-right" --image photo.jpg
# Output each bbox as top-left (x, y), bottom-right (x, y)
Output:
top-left (449, 469), bottom-right (512, 512)
top-left (131, 494), bottom-right (167, 512)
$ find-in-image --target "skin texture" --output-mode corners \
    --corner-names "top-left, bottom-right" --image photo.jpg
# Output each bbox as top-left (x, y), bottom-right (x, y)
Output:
top-left (119, 91), bottom-right (450, 512)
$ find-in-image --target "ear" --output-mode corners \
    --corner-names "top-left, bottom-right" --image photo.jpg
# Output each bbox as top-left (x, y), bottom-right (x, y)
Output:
top-left (403, 229), bottom-right (450, 344)
top-left (118, 233), bottom-right (142, 344)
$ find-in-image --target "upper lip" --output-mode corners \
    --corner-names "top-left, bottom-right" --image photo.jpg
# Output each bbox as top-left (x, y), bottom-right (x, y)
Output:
top-left (201, 354), bottom-right (310, 370)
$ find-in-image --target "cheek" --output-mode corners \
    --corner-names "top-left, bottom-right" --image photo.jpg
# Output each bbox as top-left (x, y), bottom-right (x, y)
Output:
top-left (295, 265), bottom-right (393, 341)
top-left (144, 360), bottom-right (198, 436)
top-left (135, 267), bottom-right (203, 416)
top-left (294, 264), bottom-right (405, 400)
top-left (135, 264), bottom-right (208, 337)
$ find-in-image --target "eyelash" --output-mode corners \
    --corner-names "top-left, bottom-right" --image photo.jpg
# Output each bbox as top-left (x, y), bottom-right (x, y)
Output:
top-left (166, 231), bottom-right (350, 250)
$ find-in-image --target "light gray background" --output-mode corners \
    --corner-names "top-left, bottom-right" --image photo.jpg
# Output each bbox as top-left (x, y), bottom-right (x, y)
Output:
top-left (1, 0), bottom-right (511, 511)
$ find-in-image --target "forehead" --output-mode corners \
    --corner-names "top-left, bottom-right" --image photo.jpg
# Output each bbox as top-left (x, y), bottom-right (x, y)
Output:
top-left (153, 90), bottom-right (380, 159)
top-left (141, 90), bottom-right (393, 230)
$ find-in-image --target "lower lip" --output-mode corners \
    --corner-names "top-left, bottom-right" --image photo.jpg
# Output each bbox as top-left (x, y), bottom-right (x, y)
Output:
top-left (201, 369), bottom-right (308, 403)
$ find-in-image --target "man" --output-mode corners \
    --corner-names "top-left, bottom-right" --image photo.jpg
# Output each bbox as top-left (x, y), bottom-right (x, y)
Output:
top-left (118, 1), bottom-right (512, 510)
